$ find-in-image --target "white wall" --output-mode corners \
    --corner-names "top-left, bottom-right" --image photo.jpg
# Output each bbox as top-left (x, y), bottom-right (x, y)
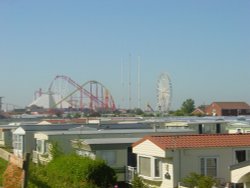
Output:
top-left (133, 140), bottom-right (165, 158)
top-left (177, 148), bottom-right (233, 183)
top-left (160, 158), bottom-right (174, 188)
top-left (134, 144), bottom-right (250, 187)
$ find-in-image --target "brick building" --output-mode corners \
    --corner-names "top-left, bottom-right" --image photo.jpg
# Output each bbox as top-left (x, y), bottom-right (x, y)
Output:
top-left (205, 102), bottom-right (250, 116)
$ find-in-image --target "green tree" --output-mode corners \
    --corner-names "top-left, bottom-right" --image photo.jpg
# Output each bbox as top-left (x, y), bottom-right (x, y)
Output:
top-left (66, 113), bottom-right (73, 119)
top-left (49, 141), bottom-right (63, 159)
top-left (89, 111), bottom-right (101, 117)
top-left (28, 154), bottom-right (117, 188)
top-left (134, 108), bottom-right (144, 115)
top-left (173, 109), bottom-right (185, 116)
top-left (113, 109), bottom-right (121, 116)
top-left (73, 113), bottom-right (81, 118)
top-left (181, 98), bottom-right (195, 115)
top-left (181, 172), bottom-right (217, 188)
top-left (131, 174), bottom-right (148, 188)
top-left (28, 163), bottom-right (50, 188)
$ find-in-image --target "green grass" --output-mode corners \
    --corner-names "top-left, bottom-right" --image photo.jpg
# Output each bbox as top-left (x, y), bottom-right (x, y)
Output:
top-left (0, 157), bottom-right (8, 185)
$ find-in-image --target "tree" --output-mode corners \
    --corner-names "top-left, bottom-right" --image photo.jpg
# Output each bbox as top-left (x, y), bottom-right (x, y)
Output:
top-left (181, 98), bottom-right (195, 115)
top-left (28, 154), bottom-right (117, 188)
top-left (49, 141), bottom-right (63, 159)
top-left (181, 172), bottom-right (217, 188)
top-left (173, 109), bottom-right (185, 116)
top-left (134, 108), bottom-right (144, 115)
top-left (73, 113), bottom-right (81, 118)
top-left (131, 174), bottom-right (148, 188)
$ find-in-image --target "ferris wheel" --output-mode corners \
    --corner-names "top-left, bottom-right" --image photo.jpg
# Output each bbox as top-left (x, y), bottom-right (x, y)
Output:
top-left (157, 73), bottom-right (172, 113)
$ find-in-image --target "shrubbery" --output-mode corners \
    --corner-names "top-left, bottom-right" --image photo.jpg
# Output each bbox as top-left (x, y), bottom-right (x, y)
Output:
top-left (28, 154), bottom-right (117, 188)
top-left (0, 158), bottom-right (8, 185)
top-left (181, 172), bottom-right (217, 188)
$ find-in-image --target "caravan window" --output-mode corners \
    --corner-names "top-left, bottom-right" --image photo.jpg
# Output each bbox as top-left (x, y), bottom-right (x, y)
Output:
top-left (96, 150), bottom-right (116, 166)
top-left (138, 156), bottom-right (162, 178)
top-left (200, 157), bottom-right (217, 177)
top-left (235, 149), bottom-right (250, 163)
top-left (139, 156), bottom-right (151, 177)
top-left (13, 134), bottom-right (23, 150)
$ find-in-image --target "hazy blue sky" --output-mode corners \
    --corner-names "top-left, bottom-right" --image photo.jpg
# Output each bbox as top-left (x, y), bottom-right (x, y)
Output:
top-left (0, 0), bottom-right (249, 110)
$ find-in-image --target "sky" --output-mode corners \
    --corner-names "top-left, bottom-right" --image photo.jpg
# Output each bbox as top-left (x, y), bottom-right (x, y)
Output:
top-left (0, 0), bottom-right (250, 111)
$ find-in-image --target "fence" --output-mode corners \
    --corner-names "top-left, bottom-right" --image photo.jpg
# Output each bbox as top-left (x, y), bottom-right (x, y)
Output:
top-left (126, 166), bottom-right (137, 184)
top-left (0, 148), bottom-right (29, 188)
top-left (0, 148), bottom-right (11, 161)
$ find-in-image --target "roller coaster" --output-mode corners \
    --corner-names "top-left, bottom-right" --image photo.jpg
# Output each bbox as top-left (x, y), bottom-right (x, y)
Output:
top-left (32, 75), bottom-right (116, 112)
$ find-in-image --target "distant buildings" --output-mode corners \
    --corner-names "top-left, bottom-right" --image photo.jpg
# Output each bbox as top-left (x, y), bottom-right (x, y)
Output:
top-left (205, 102), bottom-right (250, 116)
top-left (192, 102), bottom-right (250, 116)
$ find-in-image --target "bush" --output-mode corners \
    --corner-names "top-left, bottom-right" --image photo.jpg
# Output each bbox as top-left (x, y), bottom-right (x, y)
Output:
top-left (181, 172), bottom-right (217, 188)
top-left (131, 174), bottom-right (148, 188)
top-left (0, 158), bottom-right (8, 185)
top-left (29, 154), bottom-right (117, 188)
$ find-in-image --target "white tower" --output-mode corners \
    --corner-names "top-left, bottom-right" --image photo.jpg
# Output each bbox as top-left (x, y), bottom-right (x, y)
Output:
top-left (137, 56), bottom-right (141, 109)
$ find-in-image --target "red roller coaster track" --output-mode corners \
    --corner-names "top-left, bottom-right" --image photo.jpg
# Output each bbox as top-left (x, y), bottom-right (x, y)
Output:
top-left (48, 75), bottom-right (116, 111)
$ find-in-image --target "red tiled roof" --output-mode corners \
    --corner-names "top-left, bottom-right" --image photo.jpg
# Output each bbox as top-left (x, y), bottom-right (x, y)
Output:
top-left (213, 102), bottom-right (250, 109)
top-left (133, 134), bottom-right (250, 150)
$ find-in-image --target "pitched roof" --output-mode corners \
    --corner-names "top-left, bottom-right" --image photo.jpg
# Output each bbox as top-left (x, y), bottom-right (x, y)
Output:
top-left (213, 102), bottom-right (250, 109)
top-left (191, 108), bottom-right (205, 115)
top-left (133, 134), bottom-right (250, 150)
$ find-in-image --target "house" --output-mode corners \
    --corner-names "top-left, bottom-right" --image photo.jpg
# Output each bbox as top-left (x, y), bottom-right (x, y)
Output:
top-left (32, 121), bottom-right (164, 163)
top-left (191, 105), bottom-right (209, 116)
top-left (0, 125), bottom-right (19, 148)
top-left (187, 120), bottom-right (228, 134)
top-left (12, 124), bottom-right (81, 158)
top-left (32, 127), bottom-right (195, 183)
top-left (226, 119), bottom-right (250, 134)
top-left (39, 118), bottom-right (89, 124)
top-left (191, 108), bottom-right (206, 116)
top-left (205, 102), bottom-right (250, 116)
top-left (164, 119), bottom-right (229, 134)
top-left (71, 137), bottom-right (140, 183)
top-left (132, 134), bottom-right (250, 188)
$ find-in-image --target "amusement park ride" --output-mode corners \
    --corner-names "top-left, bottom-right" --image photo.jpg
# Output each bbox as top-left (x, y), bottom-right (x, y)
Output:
top-left (157, 72), bottom-right (172, 113)
top-left (31, 72), bottom-right (172, 114)
top-left (32, 75), bottom-right (116, 112)
top-left (1, 71), bottom-right (173, 115)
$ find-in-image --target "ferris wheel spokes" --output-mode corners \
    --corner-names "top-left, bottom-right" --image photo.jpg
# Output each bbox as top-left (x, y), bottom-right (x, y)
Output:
top-left (157, 72), bottom-right (172, 113)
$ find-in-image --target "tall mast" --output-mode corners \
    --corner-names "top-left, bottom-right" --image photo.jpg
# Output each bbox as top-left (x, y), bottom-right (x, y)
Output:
top-left (121, 57), bottom-right (125, 109)
top-left (137, 56), bottom-right (141, 109)
top-left (0, 97), bottom-right (3, 112)
top-left (128, 54), bottom-right (132, 110)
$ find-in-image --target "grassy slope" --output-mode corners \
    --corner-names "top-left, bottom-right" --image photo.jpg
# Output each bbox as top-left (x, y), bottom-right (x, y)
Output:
top-left (0, 158), bottom-right (8, 185)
